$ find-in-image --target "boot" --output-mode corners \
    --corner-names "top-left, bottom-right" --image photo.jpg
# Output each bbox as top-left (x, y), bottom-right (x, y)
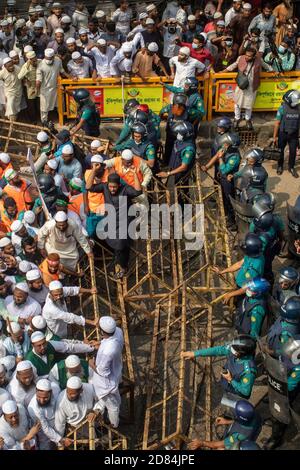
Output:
top-left (263, 420), bottom-right (286, 450)
top-left (246, 120), bottom-right (253, 131)
top-left (233, 118), bottom-right (241, 130)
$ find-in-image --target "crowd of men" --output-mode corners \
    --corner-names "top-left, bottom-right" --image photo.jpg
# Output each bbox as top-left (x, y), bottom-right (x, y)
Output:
top-left (0, 0), bottom-right (299, 452)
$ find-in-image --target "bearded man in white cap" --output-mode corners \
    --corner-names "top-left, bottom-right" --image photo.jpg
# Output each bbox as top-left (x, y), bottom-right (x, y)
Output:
top-left (18, 50), bottom-right (41, 124)
top-left (110, 41), bottom-right (134, 76)
top-left (10, 220), bottom-right (36, 255)
top-left (67, 50), bottom-right (95, 79)
top-left (54, 376), bottom-right (97, 436)
top-left (42, 280), bottom-right (97, 338)
top-left (26, 269), bottom-right (49, 306)
top-left (0, 152), bottom-right (13, 180)
top-left (86, 38), bottom-right (116, 78)
top-left (49, 354), bottom-right (94, 390)
top-left (89, 316), bottom-right (124, 428)
top-left (28, 378), bottom-right (68, 450)
top-left (38, 211), bottom-right (93, 270)
top-left (169, 46), bottom-right (205, 88)
top-left (3, 322), bottom-right (31, 360)
top-left (0, 57), bottom-right (22, 121)
top-left (33, 130), bottom-right (52, 173)
top-left (60, 15), bottom-right (76, 41)
top-left (36, 48), bottom-right (66, 126)
top-left (112, 0), bottom-right (133, 36)
top-left (33, 20), bottom-right (49, 59)
top-left (7, 360), bottom-right (37, 407)
top-left (132, 42), bottom-right (169, 79)
top-left (43, 158), bottom-right (68, 194)
top-left (4, 282), bottom-right (41, 324)
top-left (57, 143), bottom-right (83, 183)
top-left (0, 399), bottom-right (40, 449)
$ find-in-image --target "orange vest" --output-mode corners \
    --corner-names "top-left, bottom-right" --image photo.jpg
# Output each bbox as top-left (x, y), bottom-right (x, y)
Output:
top-left (85, 169), bottom-right (108, 214)
top-left (39, 259), bottom-right (60, 287)
top-left (69, 193), bottom-right (84, 216)
top-left (113, 156), bottom-right (144, 187)
top-left (0, 205), bottom-right (21, 232)
top-left (0, 163), bottom-right (13, 180)
top-left (3, 179), bottom-right (31, 212)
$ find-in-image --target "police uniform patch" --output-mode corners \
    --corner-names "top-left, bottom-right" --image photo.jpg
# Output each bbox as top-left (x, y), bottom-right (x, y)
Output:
top-left (229, 436), bottom-right (234, 443)
top-left (148, 150), bottom-right (154, 155)
top-left (251, 316), bottom-right (256, 322)
top-left (229, 159), bottom-right (235, 164)
top-left (243, 377), bottom-right (249, 383)
top-left (245, 272), bottom-right (250, 278)
top-left (291, 372), bottom-right (297, 378)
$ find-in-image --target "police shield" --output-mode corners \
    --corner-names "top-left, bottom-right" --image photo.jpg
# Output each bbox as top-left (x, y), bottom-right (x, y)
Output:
top-left (265, 353), bottom-right (290, 424)
top-left (287, 202), bottom-right (300, 258)
top-left (229, 196), bottom-right (253, 239)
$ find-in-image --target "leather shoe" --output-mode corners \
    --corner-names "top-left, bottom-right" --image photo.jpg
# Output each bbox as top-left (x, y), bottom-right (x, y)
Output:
top-left (246, 120), bottom-right (253, 131)
top-left (289, 167), bottom-right (299, 178)
top-left (277, 165), bottom-right (283, 175)
top-left (262, 437), bottom-right (282, 450)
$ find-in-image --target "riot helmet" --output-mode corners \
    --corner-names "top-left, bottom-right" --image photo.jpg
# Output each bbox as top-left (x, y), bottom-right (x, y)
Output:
top-left (235, 400), bottom-right (255, 425)
top-left (38, 174), bottom-right (56, 194)
top-left (131, 109), bottom-right (149, 125)
top-left (283, 89), bottom-right (300, 108)
top-left (131, 122), bottom-right (147, 138)
top-left (215, 116), bottom-right (232, 133)
top-left (241, 233), bottom-right (263, 257)
top-left (184, 77), bottom-right (199, 94)
top-left (231, 334), bottom-right (256, 356)
top-left (278, 266), bottom-right (299, 286)
top-left (171, 121), bottom-right (194, 141)
top-left (245, 277), bottom-right (270, 296)
top-left (172, 92), bottom-right (188, 106)
top-left (124, 98), bottom-right (139, 115)
top-left (280, 296), bottom-right (300, 323)
top-left (244, 148), bottom-right (264, 165)
top-left (73, 88), bottom-right (90, 103)
top-left (253, 192), bottom-right (275, 211)
top-left (217, 132), bottom-right (240, 149)
top-left (252, 202), bottom-right (274, 230)
top-left (249, 166), bottom-right (268, 188)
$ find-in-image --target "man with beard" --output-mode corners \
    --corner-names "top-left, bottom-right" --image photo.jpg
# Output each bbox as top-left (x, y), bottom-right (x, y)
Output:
top-left (3, 322), bottom-right (31, 360)
top-left (39, 253), bottom-right (82, 287)
top-left (0, 364), bottom-right (10, 390)
top-left (0, 57), bottom-right (22, 121)
top-left (54, 376), bottom-right (98, 436)
top-left (248, 3), bottom-right (276, 37)
top-left (0, 197), bottom-right (21, 232)
top-left (47, 28), bottom-right (67, 54)
top-left (26, 269), bottom-right (49, 307)
top-left (3, 169), bottom-right (31, 213)
top-left (49, 354), bottom-right (93, 390)
top-left (0, 399), bottom-right (41, 449)
top-left (57, 144), bottom-right (83, 184)
top-left (4, 282), bottom-right (41, 325)
top-left (10, 220), bottom-right (36, 256)
top-left (42, 280), bottom-right (97, 339)
top-left (20, 236), bottom-right (44, 266)
top-left (60, 15), bottom-right (76, 41)
top-left (169, 47), bottom-right (205, 88)
top-left (38, 211), bottom-right (93, 270)
top-left (28, 378), bottom-right (70, 450)
top-left (229, 3), bottom-right (253, 53)
top-left (32, 20), bottom-right (49, 59)
top-left (84, 154), bottom-right (108, 238)
top-left (7, 360), bottom-right (37, 408)
top-left (18, 50), bottom-right (41, 124)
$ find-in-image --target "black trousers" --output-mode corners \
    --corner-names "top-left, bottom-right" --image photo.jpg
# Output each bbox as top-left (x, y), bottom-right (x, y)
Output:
top-left (278, 130), bottom-right (298, 169)
top-left (220, 176), bottom-right (235, 223)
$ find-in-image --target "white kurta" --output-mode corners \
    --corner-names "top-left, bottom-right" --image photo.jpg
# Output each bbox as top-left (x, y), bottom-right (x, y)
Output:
top-left (90, 46), bottom-right (116, 78)
top-left (54, 383), bottom-right (95, 436)
top-left (92, 327), bottom-right (124, 400)
top-left (0, 404), bottom-right (30, 450)
top-left (226, 59), bottom-right (257, 109)
top-left (28, 285), bottom-right (49, 306)
top-left (36, 58), bottom-right (64, 113)
top-left (49, 363), bottom-right (94, 387)
top-left (4, 295), bottom-right (41, 321)
top-left (7, 371), bottom-right (37, 408)
top-left (0, 387), bottom-right (12, 415)
top-left (42, 286), bottom-right (85, 338)
top-left (169, 56), bottom-right (205, 88)
top-left (28, 382), bottom-right (61, 450)
top-left (0, 65), bottom-right (22, 117)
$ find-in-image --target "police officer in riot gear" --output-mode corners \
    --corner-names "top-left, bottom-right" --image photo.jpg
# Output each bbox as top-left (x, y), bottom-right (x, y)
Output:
top-left (235, 277), bottom-right (270, 339)
top-left (273, 89), bottom-right (300, 178)
top-left (69, 88), bottom-right (101, 137)
top-left (115, 99), bottom-right (140, 146)
top-left (203, 133), bottom-right (241, 229)
top-left (234, 148), bottom-right (264, 198)
top-left (253, 192), bottom-right (285, 243)
top-left (35, 173), bottom-right (65, 225)
top-left (114, 110), bottom-right (158, 151)
top-left (273, 267), bottom-right (300, 306)
top-left (157, 121), bottom-right (196, 183)
top-left (212, 117), bottom-right (233, 154)
top-left (182, 334), bottom-right (257, 399)
top-left (239, 166), bottom-right (268, 204)
top-left (188, 400), bottom-right (262, 450)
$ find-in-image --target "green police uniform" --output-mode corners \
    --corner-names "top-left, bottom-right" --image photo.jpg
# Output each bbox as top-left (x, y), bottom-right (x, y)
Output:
top-left (194, 344), bottom-right (256, 398)
top-left (219, 153), bottom-right (241, 176)
top-left (164, 84), bottom-right (205, 121)
top-left (239, 293), bottom-right (267, 339)
top-left (224, 415), bottom-right (262, 449)
top-left (288, 365), bottom-right (300, 392)
top-left (235, 255), bottom-right (265, 288)
top-left (115, 117), bottom-right (133, 146)
top-left (114, 138), bottom-right (156, 162)
top-left (249, 221), bottom-right (277, 252)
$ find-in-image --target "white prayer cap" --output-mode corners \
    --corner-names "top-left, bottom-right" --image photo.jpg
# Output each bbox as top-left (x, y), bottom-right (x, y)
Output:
top-left (79, 28), bottom-right (88, 35)
top-left (49, 280), bottom-right (63, 291)
top-left (65, 355), bottom-right (80, 368)
top-left (0, 356), bottom-right (15, 371)
top-left (0, 237), bottom-right (11, 248)
top-left (71, 51), bottom-right (81, 60)
top-left (145, 18), bottom-right (155, 25)
top-left (0, 364), bottom-right (5, 374)
top-left (54, 211), bottom-right (68, 223)
top-left (15, 19), bottom-right (26, 29)
top-left (31, 331), bottom-right (45, 343)
top-left (23, 210), bottom-right (36, 225)
top-left (26, 51), bottom-right (36, 59)
top-left (15, 282), bottom-right (29, 294)
top-left (31, 315), bottom-right (46, 329)
top-left (91, 154), bottom-right (104, 164)
top-left (67, 376), bottom-right (82, 389)
top-left (148, 42), bottom-right (158, 52)
top-left (61, 15), bottom-right (71, 23)
top-left (95, 10), bottom-right (105, 18)
top-left (91, 139), bottom-right (101, 149)
top-left (37, 130), bottom-right (49, 142)
top-left (0, 162), bottom-right (11, 179)
top-left (216, 20), bottom-right (225, 26)
top-left (123, 42), bottom-right (133, 52)
top-left (26, 269), bottom-right (41, 282)
top-left (3, 58), bottom-right (12, 66)
top-left (29, 7), bottom-right (37, 14)
top-left (24, 45), bottom-right (33, 53)
top-left (146, 3), bottom-right (156, 12)
top-left (2, 400), bottom-right (17, 415)
top-left (46, 158), bottom-right (58, 170)
top-left (1, 20), bottom-right (9, 27)
top-left (66, 37), bottom-right (76, 44)
top-left (0, 152), bottom-right (10, 164)
top-left (55, 28), bottom-right (64, 34)
top-left (34, 20), bottom-right (44, 28)
top-left (10, 220), bottom-right (24, 233)
top-left (9, 50), bottom-right (18, 58)
top-left (52, 2), bottom-right (62, 7)
top-left (36, 378), bottom-right (52, 391)
top-left (45, 48), bottom-right (55, 58)
top-left (69, 177), bottom-right (83, 191)
top-left (18, 260), bottom-right (32, 274)
top-left (62, 144), bottom-right (73, 155)
top-left (97, 39), bottom-right (106, 46)
top-left (99, 316), bottom-right (116, 334)
top-left (10, 322), bottom-right (21, 334)
top-left (35, 6), bottom-right (44, 13)
top-left (16, 360), bottom-right (32, 372)
top-left (188, 15), bottom-right (196, 21)
top-left (121, 149), bottom-right (133, 161)
top-left (243, 2), bottom-right (252, 9)
top-left (139, 12), bottom-right (148, 20)
top-left (179, 47), bottom-right (190, 56)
